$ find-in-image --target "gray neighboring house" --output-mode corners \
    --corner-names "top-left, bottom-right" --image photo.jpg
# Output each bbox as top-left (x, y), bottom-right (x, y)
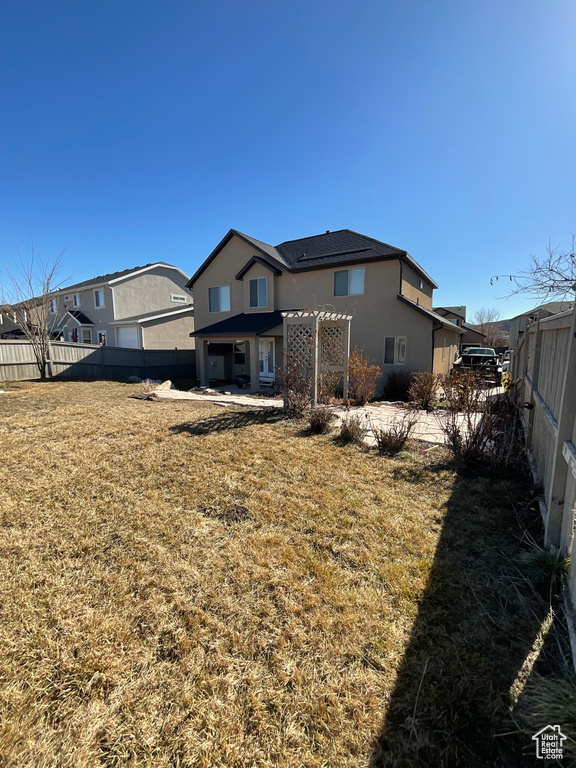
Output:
top-left (509, 301), bottom-right (575, 349)
top-left (45, 263), bottom-right (195, 349)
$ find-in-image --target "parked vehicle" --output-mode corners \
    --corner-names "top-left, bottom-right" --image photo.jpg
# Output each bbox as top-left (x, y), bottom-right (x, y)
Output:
top-left (452, 347), bottom-right (503, 385)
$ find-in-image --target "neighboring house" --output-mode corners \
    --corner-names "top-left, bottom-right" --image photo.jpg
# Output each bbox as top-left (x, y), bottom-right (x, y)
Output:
top-left (189, 229), bottom-right (463, 392)
top-left (509, 300), bottom-right (574, 349)
top-left (0, 305), bottom-right (25, 338)
top-left (42, 263), bottom-right (195, 349)
top-left (433, 306), bottom-right (488, 349)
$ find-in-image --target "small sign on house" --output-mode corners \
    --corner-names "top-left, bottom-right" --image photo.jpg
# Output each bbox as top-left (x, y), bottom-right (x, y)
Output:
top-left (532, 725), bottom-right (567, 760)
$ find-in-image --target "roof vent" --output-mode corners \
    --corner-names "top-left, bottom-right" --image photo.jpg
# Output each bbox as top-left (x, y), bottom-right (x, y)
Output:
top-left (326, 230), bottom-right (330, 233)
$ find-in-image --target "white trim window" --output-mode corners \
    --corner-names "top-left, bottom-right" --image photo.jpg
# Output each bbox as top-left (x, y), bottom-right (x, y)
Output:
top-left (334, 267), bottom-right (364, 297)
top-left (94, 289), bottom-right (104, 308)
top-left (98, 331), bottom-right (107, 345)
top-left (384, 336), bottom-right (406, 365)
top-left (49, 298), bottom-right (57, 313)
top-left (65, 294), bottom-right (80, 307)
top-left (249, 277), bottom-right (267, 308)
top-left (170, 293), bottom-right (187, 303)
top-left (208, 285), bottom-right (230, 312)
top-left (81, 328), bottom-right (92, 344)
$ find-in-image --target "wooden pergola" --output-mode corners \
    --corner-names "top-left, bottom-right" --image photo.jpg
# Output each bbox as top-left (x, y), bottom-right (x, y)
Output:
top-left (282, 310), bottom-right (352, 407)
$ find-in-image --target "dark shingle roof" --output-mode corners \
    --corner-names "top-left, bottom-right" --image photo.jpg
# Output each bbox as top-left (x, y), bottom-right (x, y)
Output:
top-left (67, 310), bottom-right (93, 325)
top-left (192, 311), bottom-right (285, 337)
top-left (397, 295), bottom-right (465, 332)
top-left (188, 228), bottom-right (439, 288)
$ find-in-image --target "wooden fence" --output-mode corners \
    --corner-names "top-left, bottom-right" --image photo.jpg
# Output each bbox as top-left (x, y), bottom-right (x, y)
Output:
top-left (0, 340), bottom-right (196, 382)
top-left (512, 306), bottom-right (576, 650)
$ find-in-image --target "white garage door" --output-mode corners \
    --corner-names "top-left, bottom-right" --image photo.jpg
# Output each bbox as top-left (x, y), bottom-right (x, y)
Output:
top-left (117, 326), bottom-right (139, 349)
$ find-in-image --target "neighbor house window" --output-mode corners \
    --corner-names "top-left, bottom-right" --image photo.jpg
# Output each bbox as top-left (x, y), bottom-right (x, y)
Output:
top-left (170, 294), bottom-right (187, 303)
top-left (384, 336), bottom-right (406, 365)
top-left (419, 279), bottom-right (424, 290)
top-left (334, 267), bottom-right (364, 297)
top-left (208, 285), bottom-right (230, 312)
top-left (98, 331), bottom-right (107, 345)
top-left (49, 299), bottom-right (57, 313)
top-left (65, 294), bottom-right (80, 307)
top-left (94, 289), bottom-right (104, 308)
top-left (81, 329), bottom-right (92, 344)
top-left (249, 277), bottom-right (267, 307)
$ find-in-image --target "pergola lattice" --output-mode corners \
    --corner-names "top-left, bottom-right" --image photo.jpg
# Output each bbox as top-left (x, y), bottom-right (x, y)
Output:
top-left (282, 310), bottom-right (352, 406)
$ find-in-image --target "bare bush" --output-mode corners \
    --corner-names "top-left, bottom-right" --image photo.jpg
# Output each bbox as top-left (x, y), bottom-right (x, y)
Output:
top-left (382, 370), bottom-right (414, 401)
top-left (440, 371), bottom-right (483, 413)
top-left (408, 372), bottom-right (441, 411)
top-left (318, 370), bottom-right (340, 404)
top-left (436, 387), bottom-right (525, 473)
top-left (276, 349), bottom-right (313, 418)
top-left (369, 410), bottom-right (419, 455)
top-left (348, 347), bottom-right (381, 405)
top-left (337, 414), bottom-right (367, 445)
top-left (308, 407), bottom-right (335, 434)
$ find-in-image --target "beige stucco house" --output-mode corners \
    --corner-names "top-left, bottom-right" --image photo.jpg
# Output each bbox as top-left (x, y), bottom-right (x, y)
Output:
top-left (43, 263), bottom-right (194, 349)
top-left (189, 229), bottom-right (462, 393)
top-left (433, 306), bottom-right (487, 349)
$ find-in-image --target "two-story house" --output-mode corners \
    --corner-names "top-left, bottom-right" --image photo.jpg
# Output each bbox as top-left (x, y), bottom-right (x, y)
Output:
top-left (44, 262), bottom-right (195, 349)
top-left (189, 229), bottom-right (462, 392)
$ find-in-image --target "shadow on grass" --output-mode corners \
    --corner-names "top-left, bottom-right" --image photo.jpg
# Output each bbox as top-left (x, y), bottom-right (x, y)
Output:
top-left (369, 470), bottom-right (562, 767)
top-left (169, 408), bottom-right (287, 436)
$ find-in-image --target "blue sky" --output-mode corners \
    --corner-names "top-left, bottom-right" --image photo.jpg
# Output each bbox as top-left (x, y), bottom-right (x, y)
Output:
top-left (1, 0), bottom-right (575, 321)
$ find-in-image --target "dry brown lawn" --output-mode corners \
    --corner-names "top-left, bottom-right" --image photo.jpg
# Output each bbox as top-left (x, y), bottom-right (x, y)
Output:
top-left (0, 381), bottom-right (564, 767)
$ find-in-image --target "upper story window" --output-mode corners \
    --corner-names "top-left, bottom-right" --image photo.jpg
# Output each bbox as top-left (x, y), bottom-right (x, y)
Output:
top-left (94, 289), bottom-right (104, 308)
top-left (249, 277), bottom-right (267, 308)
top-left (170, 294), bottom-right (187, 304)
top-left (208, 285), bottom-right (230, 313)
top-left (419, 279), bottom-right (424, 290)
top-left (334, 267), bottom-right (364, 297)
top-left (49, 299), bottom-right (57, 313)
top-left (65, 293), bottom-right (80, 307)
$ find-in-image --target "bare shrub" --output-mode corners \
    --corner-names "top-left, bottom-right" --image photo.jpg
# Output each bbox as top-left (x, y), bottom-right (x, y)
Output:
top-left (408, 372), bottom-right (441, 411)
top-left (338, 414), bottom-right (367, 445)
top-left (276, 345), bottom-right (314, 418)
top-left (436, 386), bottom-right (525, 473)
top-left (382, 370), bottom-right (414, 401)
top-left (441, 370), bottom-right (483, 413)
top-left (369, 410), bottom-right (419, 455)
top-left (348, 347), bottom-right (381, 405)
top-left (318, 370), bottom-right (340, 404)
top-left (308, 406), bottom-right (335, 434)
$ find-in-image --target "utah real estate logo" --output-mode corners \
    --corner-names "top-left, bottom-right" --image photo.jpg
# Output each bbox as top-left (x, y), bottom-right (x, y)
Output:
top-left (532, 725), bottom-right (567, 760)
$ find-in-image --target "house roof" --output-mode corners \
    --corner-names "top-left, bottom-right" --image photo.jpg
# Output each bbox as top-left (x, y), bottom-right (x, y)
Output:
top-left (192, 311), bottom-right (285, 337)
top-left (397, 295), bottom-right (465, 332)
top-left (54, 262), bottom-right (190, 294)
top-left (188, 228), bottom-right (439, 288)
top-left (66, 310), bottom-right (94, 326)
top-left (511, 300), bottom-right (574, 321)
top-left (462, 322), bottom-right (486, 337)
top-left (434, 305), bottom-right (466, 320)
top-left (110, 304), bottom-right (194, 325)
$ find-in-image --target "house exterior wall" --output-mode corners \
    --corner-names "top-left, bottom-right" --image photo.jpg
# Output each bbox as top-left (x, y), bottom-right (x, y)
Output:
top-left (432, 327), bottom-right (462, 374)
top-left (401, 263), bottom-right (434, 308)
top-left (112, 268), bottom-right (192, 319)
top-left (193, 234), bottom-right (441, 388)
top-left (0, 312), bottom-right (22, 336)
top-left (140, 312), bottom-right (195, 350)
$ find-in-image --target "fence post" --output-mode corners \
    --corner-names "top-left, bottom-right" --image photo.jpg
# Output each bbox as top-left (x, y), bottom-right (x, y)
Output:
top-left (526, 313), bottom-right (544, 450)
top-left (545, 307), bottom-right (576, 551)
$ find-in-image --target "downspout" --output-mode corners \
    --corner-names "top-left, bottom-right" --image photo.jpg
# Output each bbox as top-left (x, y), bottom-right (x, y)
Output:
top-left (398, 257), bottom-right (404, 296)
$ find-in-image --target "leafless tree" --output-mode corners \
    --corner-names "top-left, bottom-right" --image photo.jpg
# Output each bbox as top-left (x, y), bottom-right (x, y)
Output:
top-left (472, 307), bottom-right (507, 347)
top-left (491, 236), bottom-right (576, 301)
top-left (0, 245), bottom-right (67, 379)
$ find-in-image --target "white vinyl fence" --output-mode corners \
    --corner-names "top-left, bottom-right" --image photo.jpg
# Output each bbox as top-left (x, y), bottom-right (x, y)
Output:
top-left (0, 340), bottom-right (196, 382)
